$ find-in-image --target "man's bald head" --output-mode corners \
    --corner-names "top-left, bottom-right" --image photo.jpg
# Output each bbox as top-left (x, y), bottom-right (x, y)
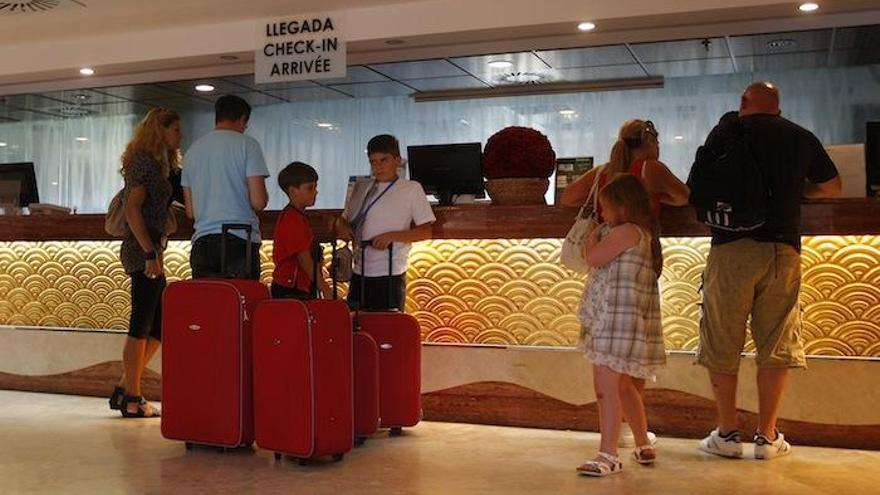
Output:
top-left (740, 81), bottom-right (780, 116)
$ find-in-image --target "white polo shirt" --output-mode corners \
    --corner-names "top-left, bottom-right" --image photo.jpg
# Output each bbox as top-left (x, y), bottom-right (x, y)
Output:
top-left (342, 178), bottom-right (435, 277)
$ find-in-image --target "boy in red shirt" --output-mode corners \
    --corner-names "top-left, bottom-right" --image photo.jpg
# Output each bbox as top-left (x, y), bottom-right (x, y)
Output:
top-left (271, 161), bottom-right (330, 299)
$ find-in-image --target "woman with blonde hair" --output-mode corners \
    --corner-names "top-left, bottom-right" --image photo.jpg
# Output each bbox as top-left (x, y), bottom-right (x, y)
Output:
top-left (561, 119), bottom-right (689, 445)
top-left (109, 107), bottom-right (183, 417)
top-left (562, 119), bottom-right (689, 215)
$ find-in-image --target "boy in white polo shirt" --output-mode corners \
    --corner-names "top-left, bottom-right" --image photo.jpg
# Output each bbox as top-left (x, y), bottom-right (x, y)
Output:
top-left (334, 134), bottom-right (435, 310)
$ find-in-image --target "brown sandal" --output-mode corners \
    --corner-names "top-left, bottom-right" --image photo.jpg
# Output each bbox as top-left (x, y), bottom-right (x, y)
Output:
top-left (632, 445), bottom-right (656, 465)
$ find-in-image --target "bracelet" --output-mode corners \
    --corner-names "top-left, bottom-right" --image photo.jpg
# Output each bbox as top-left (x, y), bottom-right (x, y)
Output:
top-left (143, 251), bottom-right (157, 260)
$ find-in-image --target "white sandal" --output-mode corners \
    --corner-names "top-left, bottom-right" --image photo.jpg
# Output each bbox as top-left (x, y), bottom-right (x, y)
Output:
top-left (576, 452), bottom-right (623, 477)
top-left (632, 445), bottom-right (656, 465)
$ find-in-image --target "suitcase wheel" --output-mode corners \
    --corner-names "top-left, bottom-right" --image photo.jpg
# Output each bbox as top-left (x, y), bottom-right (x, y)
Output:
top-left (274, 452), bottom-right (282, 461)
top-left (390, 427), bottom-right (403, 437)
top-left (185, 442), bottom-right (193, 451)
top-left (355, 437), bottom-right (367, 447)
top-left (332, 453), bottom-right (344, 462)
top-left (298, 458), bottom-right (309, 466)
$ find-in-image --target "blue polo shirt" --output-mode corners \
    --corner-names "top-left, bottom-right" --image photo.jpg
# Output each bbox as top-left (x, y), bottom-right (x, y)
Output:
top-left (182, 129), bottom-right (269, 242)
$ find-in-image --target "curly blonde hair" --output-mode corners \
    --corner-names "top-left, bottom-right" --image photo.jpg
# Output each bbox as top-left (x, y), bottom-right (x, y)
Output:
top-left (121, 107), bottom-right (181, 177)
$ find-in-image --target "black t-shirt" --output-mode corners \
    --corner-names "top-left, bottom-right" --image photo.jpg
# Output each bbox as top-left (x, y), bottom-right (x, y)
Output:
top-left (705, 113), bottom-right (839, 251)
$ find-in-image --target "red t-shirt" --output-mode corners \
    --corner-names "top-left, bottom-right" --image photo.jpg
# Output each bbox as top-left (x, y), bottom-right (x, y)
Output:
top-left (272, 206), bottom-right (313, 291)
top-left (596, 160), bottom-right (662, 222)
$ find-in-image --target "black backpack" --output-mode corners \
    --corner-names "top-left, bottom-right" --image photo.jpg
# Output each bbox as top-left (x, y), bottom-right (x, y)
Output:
top-left (687, 121), bottom-right (769, 232)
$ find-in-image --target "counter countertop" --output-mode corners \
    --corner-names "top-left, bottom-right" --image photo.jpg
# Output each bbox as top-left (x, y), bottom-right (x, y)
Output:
top-left (1, 199), bottom-right (878, 242)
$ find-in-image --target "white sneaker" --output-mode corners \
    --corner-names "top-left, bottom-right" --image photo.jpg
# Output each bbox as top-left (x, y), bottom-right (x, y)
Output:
top-left (619, 424), bottom-right (657, 448)
top-left (754, 430), bottom-right (792, 460)
top-left (698, 428), bottom-right (743, 458)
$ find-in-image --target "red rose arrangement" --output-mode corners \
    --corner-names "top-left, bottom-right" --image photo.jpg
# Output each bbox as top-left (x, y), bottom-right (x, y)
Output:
top-left (482, 126), bottom-right (556, 179)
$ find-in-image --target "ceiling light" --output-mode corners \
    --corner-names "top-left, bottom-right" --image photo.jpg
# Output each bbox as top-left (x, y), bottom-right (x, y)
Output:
top-left (75, 136), bottom-right (89, 142)
top-left (79, 67), bottom-right (95, 76)
top-left (674, 135), bottom-right (684, 141)
top-left (414, 77), bottom-right (664, 102)
top-left (799, 3), bottom-right (819, 12)
top-left (767, 38), bottom-right (796, 49)
top-left (577, 22), bottom-right (596, 32)
top-left (51, 182), bottom-right (59, 186)
top-left (195, 84), bottom-right (215, 92)
top-left (559, 109), bottom-right (577, 116)
top-left (502, 72), bottom-right (544, 84)
top-left (488, 60), bottom-right (514, 69)
top-left (317, 122), bottom-right (333, 128)
top-left (0, 142), bottom-right (7, 147)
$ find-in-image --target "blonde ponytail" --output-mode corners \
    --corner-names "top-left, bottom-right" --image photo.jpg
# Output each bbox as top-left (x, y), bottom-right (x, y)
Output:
top-left (607, 138), bottom-right (632, 176)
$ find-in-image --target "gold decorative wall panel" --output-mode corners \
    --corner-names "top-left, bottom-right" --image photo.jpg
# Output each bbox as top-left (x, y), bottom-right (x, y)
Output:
top-left (1, 237), bottom-right (879, 357)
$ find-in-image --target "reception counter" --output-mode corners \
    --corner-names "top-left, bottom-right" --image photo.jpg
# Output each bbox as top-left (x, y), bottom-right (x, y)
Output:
top-left (1, 199), bottom-right (879, 448)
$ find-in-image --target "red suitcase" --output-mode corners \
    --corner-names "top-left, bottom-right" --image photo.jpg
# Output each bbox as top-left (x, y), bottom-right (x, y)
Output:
top-left (353, 331), bottom-right (380, 443)
top-left (252, 298), bottom-right (353, 462)
top-left (328, 240), bottom-right (381, 444)
top-left (356, 312), bottom-right (421, 434)
top-left (161, 224), bottom-right (269, 449)
top-left (354, 242), bottom-right (422, 435)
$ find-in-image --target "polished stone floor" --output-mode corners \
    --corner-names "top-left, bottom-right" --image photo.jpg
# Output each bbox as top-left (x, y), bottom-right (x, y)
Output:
top-left (2, 390), bottom-right (878, 495)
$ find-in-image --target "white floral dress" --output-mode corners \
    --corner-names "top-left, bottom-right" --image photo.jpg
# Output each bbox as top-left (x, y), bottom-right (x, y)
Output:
top-left (577, 224), bottom-right (665, 379)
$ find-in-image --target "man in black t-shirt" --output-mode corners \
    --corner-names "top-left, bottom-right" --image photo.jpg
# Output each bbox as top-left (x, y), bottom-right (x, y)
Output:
top-left (695, 82), bottom-right (841, 461)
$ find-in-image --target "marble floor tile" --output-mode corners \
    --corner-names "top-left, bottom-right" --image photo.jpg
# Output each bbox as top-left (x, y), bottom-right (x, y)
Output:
top-left (1, 390), bottom-right (878, 495)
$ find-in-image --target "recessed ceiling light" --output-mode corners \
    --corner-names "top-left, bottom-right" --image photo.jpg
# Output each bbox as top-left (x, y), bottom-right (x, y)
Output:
top-left (51, 182), bottom-right (59, 186)
top-left (577, 22), bottom-right (596, 32)
top-left (0, 142), bottom-right (7, 147)
top-left (75, 136), bottom-right (89, 142)
top-left (559, 109), bottom-right (577, 116)
top-left (767, 38), bottom-right (796, 49)
top-left (488, 60), bottom-right (514, 69)
top-left (799, 3), bottom-right (819, 12)
top-left (502, 72), bottom-right (544, 84)
top-left (195, 84), bottom-right (215, 92)
top-left (674, 135), bottom-right (684, 141)
top-left (317, 122), bottom-right (333, 128)
top-left (79, 67), bottom-right (95, 76)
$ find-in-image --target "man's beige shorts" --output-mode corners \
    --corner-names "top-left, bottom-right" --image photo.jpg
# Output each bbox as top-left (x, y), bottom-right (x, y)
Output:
top-left (696, 238), bottom-right (806, 374)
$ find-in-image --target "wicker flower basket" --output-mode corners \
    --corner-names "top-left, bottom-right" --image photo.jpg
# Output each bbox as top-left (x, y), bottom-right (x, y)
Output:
top-left (485, 178), bottom-right (549, 205)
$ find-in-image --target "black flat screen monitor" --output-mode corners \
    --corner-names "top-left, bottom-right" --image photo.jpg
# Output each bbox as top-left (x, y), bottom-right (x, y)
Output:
top-left (407, 143), bottom-right (483, 206)
top-left (867, 122), bottom-right (880, 196)
top-left (0, 162), bottom-right (39, 207)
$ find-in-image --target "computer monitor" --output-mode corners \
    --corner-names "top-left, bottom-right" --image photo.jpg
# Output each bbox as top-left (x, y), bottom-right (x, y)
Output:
top-left (407, 143), bottom-right (483, 206)
top-left (0, 162), bottom-right (39, 207)
top-left (867, 122), bottom-right (880, 196)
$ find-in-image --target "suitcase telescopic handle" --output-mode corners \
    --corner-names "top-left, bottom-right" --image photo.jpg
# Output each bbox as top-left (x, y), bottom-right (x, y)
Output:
top-left (221, 223), bottom-right (253, 279)
top-left (359, 240), bottom-right (395, 311)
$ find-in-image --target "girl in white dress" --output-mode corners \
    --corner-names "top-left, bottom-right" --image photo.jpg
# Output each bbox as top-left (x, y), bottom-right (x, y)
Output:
top-left (576, 174), bottom-right (666, 477)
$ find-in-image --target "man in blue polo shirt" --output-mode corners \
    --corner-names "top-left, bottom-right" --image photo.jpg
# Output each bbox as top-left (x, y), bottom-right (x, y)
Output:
top-left (182, 95), bottom-right (269, 279)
